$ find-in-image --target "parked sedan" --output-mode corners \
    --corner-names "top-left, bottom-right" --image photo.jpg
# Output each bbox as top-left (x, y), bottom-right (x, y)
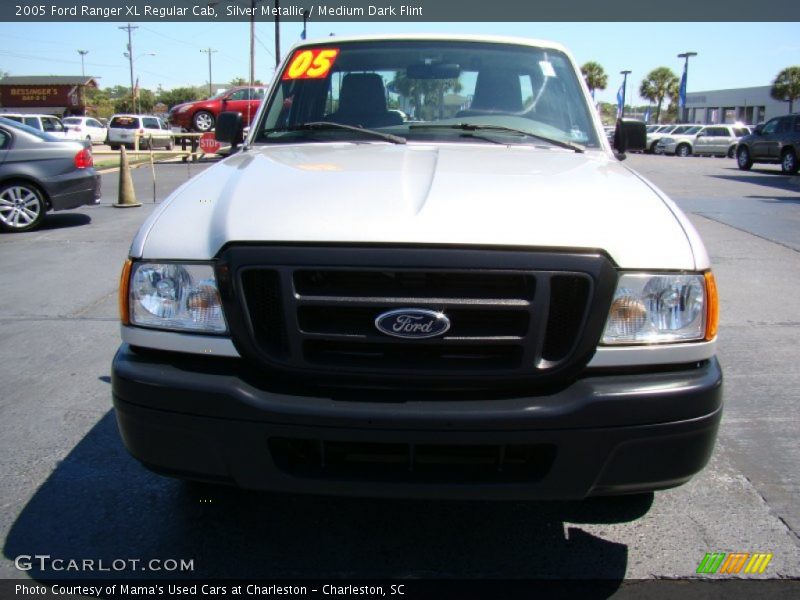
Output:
top-left (655, 125), bottom-right (703, 156)
top-left (167, 86), bottom-right (267, 132)
top-left (646, 124), bottom-right (694, 153)
top-left (736, 114), bottom-right (800, 173)
top-left (62, 116), bottom-right (108, 145)
top-left (0, 117), bottom-right (100, 233)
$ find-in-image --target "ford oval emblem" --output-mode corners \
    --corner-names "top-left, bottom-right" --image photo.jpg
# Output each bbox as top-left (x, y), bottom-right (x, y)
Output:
top-left (375, 309), bottom-right (451, 339)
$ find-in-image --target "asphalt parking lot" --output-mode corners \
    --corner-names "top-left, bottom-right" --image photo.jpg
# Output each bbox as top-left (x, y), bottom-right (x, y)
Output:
top-left (0, 153), bottom-right (799, 587)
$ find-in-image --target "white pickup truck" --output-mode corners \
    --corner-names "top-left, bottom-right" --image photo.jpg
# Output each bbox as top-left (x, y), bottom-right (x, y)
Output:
top-left (113, 34), bottom-right (721, 499)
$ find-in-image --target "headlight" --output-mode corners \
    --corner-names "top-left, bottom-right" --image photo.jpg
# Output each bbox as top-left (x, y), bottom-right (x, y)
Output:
top-left (177, 105), bottom-right (192, 113)
top-left (128, 262), bottom-right (227, 333)
top-left (602, 273), bottom-right (716, 344)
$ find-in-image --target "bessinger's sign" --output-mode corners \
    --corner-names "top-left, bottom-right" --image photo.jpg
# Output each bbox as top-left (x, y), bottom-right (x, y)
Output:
top-left (0, 85), bottom-right (81, 108)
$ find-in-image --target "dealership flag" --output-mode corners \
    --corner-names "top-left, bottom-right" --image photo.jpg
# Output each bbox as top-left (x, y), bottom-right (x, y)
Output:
top-left (678, 68), bottom-right (687, 109)
top-left (616, 83), bottom-right (624, 118)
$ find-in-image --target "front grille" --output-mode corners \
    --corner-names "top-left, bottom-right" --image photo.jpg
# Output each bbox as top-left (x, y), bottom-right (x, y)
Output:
top-left (269, 438), bottom-right (556, 483)
top-left (223, 246), bottom-right (614, 385)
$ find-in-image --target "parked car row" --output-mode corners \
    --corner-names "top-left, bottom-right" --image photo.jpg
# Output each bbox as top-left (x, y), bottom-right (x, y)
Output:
top-left (656, 124), bottom-right (751, 158)
top-left (637, 115), bottom-right (799, 174)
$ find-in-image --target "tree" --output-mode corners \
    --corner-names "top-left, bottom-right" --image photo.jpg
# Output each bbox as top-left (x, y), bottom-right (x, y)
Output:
top-left (639, 67), bottom-right (679, 124)
top-left (230, 77), bottom-right (264, 87)
top-left (157, 86), bottom-right (206, 109)
top-left (113, 88), bottom-right (155, 114)
top-left (390, 72), bottom-right (462, 120)
top-left (580, 61), bottom-right (608, 100)
top-left (770, 66), bottom-right (800, 114)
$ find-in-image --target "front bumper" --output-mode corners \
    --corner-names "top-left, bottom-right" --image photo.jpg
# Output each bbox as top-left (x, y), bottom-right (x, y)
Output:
top-left (112, 345), bottom-right (722, 499)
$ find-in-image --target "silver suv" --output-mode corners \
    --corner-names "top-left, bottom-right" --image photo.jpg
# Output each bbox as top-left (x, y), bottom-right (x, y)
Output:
top-left (736, 114), bottom-right (800, 173)
top-left (693, 125), bottom-right (751, 158)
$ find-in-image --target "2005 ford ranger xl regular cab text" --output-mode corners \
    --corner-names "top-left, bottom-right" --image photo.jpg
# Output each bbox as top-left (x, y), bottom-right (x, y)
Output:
top-left (112, 35), bottom-right (722, 499)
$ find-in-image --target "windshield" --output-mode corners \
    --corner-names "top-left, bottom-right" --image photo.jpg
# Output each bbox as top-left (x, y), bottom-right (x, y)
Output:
top-left (110, 116), bottom-right (141, 129)
top-left (254, 40), bottom-right (600, 148)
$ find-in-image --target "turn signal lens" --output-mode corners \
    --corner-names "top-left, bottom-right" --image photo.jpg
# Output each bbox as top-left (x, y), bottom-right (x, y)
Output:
top-left (705, 271), bottom-right (719, 340)
top-left (118, 259), bottom-right (133, 325)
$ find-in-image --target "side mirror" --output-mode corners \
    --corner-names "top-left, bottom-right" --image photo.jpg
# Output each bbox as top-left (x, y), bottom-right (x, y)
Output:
top-left (216, 111), bottom-right (244, 149)
top-left (613, 118), bottom-right (646, 159)
top-left (753, 124), bottom-right (764, 135)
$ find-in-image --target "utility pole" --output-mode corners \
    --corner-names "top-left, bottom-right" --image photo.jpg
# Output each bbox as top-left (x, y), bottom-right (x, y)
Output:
top-left (119, 23), bottom-right (138, 113)
top-left (200, 48), bottom-right (217, 95)
top-left (620, 70), bottom-right (631, 118)
top-left (77, 50), bottom-right (88, 78)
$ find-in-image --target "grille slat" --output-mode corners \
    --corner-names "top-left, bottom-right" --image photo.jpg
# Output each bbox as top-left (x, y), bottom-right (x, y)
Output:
top-left (228, 248), bottom-right (608, 383)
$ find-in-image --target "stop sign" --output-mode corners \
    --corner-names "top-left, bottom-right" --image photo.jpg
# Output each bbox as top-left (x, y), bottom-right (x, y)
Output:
top-left (199, 132), bottom-right (221, 155)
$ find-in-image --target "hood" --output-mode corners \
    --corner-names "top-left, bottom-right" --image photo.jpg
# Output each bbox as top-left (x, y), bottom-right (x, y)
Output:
top-left (132, 142), bottom-right (698, 270)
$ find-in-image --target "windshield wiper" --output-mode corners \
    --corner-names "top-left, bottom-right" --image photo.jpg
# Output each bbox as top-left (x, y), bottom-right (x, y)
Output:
top-left (408, 123), bottom-right (585, 153)
top-left (269, 121), bottom-right (406, 145)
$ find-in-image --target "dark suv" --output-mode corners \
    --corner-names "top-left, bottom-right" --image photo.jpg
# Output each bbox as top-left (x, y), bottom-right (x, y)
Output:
top-left (736, 113), bottom-right (800, 173)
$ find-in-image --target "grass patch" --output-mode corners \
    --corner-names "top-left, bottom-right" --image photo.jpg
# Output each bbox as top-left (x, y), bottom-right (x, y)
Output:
top-left (94, 153), bottom-right (175, 170)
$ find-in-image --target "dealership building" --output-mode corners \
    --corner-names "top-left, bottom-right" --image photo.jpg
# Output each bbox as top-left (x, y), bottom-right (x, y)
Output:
top-left (0, 76), bottom-right (98, 116)
top-left (684, 85), bottom-right (791, 125)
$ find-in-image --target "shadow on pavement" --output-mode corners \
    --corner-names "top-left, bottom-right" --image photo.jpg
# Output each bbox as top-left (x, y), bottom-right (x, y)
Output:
top-left (36, 213), bottom-right (92, 231)
top-left (748, 195), bottom-right (800, 204)
top-left (4, 411), bottom-right (651, 587)
top-left (711, 172), bottom-right (799, 194)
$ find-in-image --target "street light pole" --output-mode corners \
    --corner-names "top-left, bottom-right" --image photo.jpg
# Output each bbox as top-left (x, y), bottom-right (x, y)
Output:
top-left (274, 0), bottom-right (281, 67)
top-left (302, 9), bottom-right (309, 40)
top-left (200, 48), bottom-right (217, 96)
top-left (77, 50), bottom-right (88, 78)
top-left (677, 52), bottom-right (698, 123)
top-left (620, 70), bottom-right (631, 118)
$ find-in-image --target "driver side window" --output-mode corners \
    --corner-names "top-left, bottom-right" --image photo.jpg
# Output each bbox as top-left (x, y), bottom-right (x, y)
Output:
top-left (763, 119), bottom-right (779, 134)
top-left (228, 89), bottom-right (249, 101)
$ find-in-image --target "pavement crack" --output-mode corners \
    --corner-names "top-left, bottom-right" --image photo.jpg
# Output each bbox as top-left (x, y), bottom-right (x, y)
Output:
top-left (740, 473), bottom-right (800, 545)
top-left (68, 289), bottom-right (118, 318)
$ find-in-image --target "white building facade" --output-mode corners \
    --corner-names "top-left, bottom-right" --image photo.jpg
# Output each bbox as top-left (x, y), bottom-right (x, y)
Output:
top-left (685, 86), bottom-right (791, 125)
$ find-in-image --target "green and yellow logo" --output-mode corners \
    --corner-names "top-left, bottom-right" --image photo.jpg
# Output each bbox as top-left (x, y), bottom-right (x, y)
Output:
top-left (696, 552), bottom-right (773, 574)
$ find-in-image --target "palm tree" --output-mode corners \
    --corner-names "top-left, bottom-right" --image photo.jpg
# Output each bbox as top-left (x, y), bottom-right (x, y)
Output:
top-left (639, 67), bottom-right (679, 124)
top-left (770, 66), bottom-right (800, 114)
top-left (580, 62), bottom-right (608, 100)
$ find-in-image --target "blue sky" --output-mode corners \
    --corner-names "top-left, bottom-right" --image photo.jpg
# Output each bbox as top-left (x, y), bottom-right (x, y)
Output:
top-left (1, 21), bottom-right (798, 105)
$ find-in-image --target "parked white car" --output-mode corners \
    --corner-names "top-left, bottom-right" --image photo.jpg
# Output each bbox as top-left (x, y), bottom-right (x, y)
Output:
top-left (113, 34), bottom-right (721, 500)
top-left (656, 125), bottom-right (704, 156)
top-left (62, 116), bottom-right (108, 145)
top-left (107, 114), bottom-right (173, 150)
top-left (0, 113), bottom-right (71, 139)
